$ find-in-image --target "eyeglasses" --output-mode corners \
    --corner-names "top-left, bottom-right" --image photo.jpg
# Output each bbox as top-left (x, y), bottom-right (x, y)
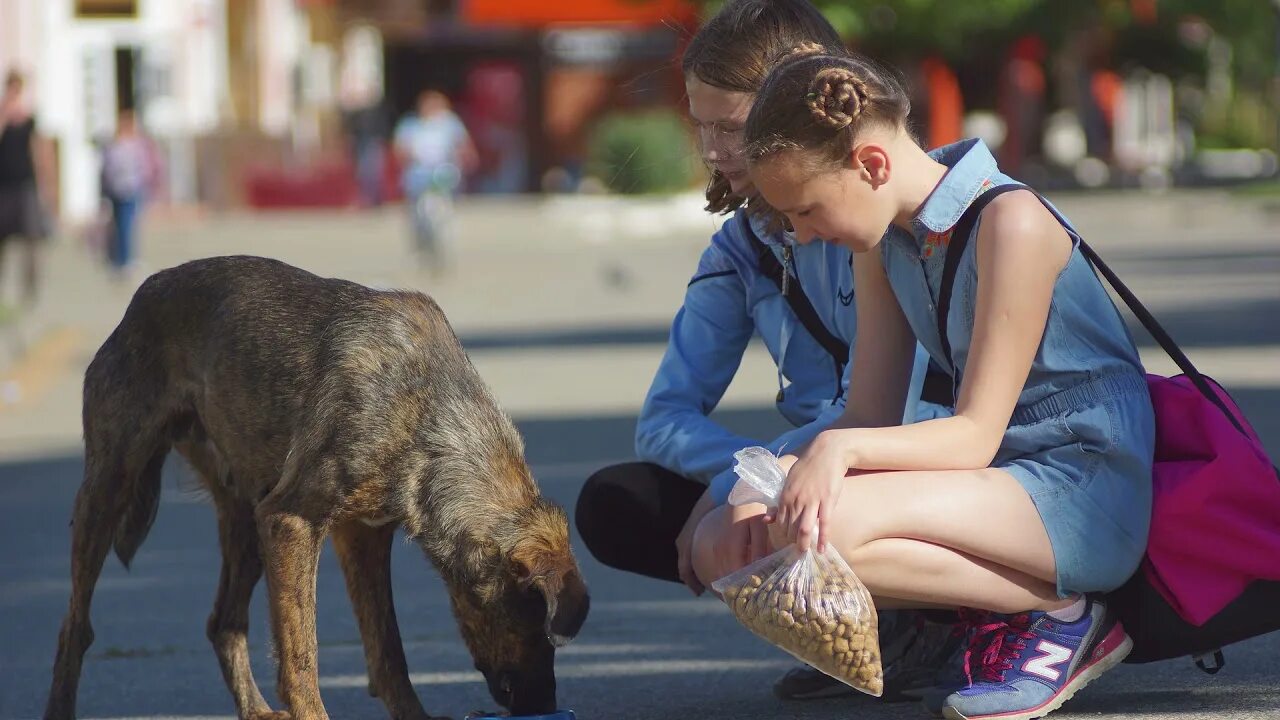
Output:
top-left (692, 120), bottom-right (745, 154)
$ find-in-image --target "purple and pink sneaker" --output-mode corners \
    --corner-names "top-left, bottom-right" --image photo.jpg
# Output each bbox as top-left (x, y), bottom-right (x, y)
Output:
top-left (942, 596), bottom-right (1131, 720)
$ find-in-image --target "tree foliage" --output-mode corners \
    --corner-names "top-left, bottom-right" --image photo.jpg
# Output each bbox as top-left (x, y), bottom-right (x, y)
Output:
top-left (687, 0), bottom-right (1278, 86)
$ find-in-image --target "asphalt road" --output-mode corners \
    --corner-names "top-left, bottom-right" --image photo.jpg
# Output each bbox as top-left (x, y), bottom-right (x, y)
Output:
top-left (2, 192), bottom-right (1279, 719)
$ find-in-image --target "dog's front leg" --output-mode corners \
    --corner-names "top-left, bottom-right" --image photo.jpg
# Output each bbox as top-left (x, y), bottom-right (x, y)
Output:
top-left (333, 521), bottom-right (446, 720)
top-left (258, 509), bottom-right (329, 720)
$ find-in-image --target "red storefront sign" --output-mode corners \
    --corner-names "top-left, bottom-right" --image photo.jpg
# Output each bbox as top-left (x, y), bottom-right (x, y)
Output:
top-left (464, 0), bottom-right (695, 27)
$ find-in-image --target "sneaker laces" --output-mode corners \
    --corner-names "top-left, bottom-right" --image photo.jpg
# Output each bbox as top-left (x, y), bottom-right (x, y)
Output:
top-left (942, 608), bottom-right (991, 685)
top-left (954, 608), bottom-right (987, 637)
top-left (962, 613), bottom-right (1036, 685)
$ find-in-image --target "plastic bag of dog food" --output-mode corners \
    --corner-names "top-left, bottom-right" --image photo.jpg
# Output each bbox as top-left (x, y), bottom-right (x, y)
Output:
top-left (711, 447), bottom-right (883, 697)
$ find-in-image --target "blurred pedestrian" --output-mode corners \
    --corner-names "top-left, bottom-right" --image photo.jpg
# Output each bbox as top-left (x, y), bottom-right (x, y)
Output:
top-left (918, 55), bottom-right (964, 150)
top-left (337, 83), bottom-right (386, 207)
top-left (100, 109), bottom-right (161, 281)
top-left (338, 22), bottom-right (389, 208)
top-left (998, 35), bottom-right (1048, 174)
top-left (393, 89), bottom-right (477, 277)
top-left (1090, 67), bottom-right (1124, 160)
top-left (0, 68), bottom-right (51, 313)
top-left (342, 101), bottom-right (388, 208)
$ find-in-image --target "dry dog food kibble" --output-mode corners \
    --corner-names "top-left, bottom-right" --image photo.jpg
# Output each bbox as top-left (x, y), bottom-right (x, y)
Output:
top-left (719, 549), bottom-right (883, 696)
top-left (711, 447), bottom-right (883, 696)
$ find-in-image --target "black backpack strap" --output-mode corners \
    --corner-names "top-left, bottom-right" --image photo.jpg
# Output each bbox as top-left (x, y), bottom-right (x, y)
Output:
top-left (935, 184), bottom-right (1026, 396)
top-left (920, 363), bottom-right (955, 407)
top-left (937, 184), bottom-right (1249, 436)
top-left (1074, 240), bottom-right (1247, 436)
top-left (738, 213), bottom-right (848, 397)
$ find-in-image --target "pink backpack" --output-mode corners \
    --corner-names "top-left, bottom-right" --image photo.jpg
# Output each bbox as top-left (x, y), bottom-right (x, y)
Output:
top-left (941, 185), bottom-right (1279, 671)
top-left (1081, 242), bottom-right (1280, 670)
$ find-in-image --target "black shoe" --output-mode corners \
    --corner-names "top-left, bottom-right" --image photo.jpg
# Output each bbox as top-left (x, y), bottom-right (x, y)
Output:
top-left (882, 613), bottom-right (967, 702)
top-left (878, 609), bottom-right (925, 671)
top-left (772, 664), bottom-right (859, 700)
top-left (772, 609), bottom-right (923, 701)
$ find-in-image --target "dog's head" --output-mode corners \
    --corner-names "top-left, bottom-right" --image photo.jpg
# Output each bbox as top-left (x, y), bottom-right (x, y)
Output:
top-left (449, 501), bottom-right (589, 715)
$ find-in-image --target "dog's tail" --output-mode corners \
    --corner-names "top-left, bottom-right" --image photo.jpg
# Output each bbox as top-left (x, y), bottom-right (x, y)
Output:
top-left (80, 316), bottom-right (178, 570)
top-left (109, 435), bottom-right (169, 570)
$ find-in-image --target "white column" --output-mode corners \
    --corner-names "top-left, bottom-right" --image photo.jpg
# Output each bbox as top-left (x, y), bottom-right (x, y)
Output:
top-left (36, 0), bottom-right (119, 222)
top-left (258, 0), bottom-right (299, 137)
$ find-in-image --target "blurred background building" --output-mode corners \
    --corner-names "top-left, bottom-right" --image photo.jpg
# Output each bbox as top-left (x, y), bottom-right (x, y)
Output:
top-left (2, 0), bottom-right (1277, 222)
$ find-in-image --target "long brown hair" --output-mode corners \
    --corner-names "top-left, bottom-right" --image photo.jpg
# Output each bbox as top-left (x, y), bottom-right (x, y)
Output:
top-left (682, 0), bottom-right (843, 214)
top-left (744, 51), bottom-right (911, 174)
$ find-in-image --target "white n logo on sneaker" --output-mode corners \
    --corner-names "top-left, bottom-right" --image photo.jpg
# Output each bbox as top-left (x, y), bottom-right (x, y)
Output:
top-left (1023, 640), bottom-right (1073, 681)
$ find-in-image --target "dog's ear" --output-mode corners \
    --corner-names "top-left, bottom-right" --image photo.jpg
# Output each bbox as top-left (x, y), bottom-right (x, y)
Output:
top-left (525, 564), bottom-right (589, 647)
top-left (510, 540), bottom-right (590, 647)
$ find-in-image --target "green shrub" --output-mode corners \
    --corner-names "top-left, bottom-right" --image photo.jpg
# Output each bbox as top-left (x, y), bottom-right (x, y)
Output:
top-left (587, 110), bottom-right (698, 194)
top-left (1198, 91), bottom-right (1278, 151)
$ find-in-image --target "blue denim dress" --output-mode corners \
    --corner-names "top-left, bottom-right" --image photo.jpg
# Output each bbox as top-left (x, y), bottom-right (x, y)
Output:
top-left (881, 139), bottom-right (1155, 597)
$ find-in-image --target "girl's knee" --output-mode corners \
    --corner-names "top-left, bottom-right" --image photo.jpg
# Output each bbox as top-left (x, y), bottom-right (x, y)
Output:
top-left (691, 505), bottom-right (730, 589)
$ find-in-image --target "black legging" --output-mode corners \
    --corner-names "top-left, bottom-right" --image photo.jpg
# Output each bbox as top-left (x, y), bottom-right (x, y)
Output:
top-left (574, 462), bottom-right (706, 584)
top-left (576, 462), bottom-right (962, 626)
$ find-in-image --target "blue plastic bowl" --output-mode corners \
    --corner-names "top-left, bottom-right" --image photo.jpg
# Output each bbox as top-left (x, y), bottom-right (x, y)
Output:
top-left (465, 707), bottom-right (576, 712)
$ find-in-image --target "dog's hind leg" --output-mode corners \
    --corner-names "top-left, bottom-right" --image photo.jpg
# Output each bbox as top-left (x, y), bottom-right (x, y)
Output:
top-left (43, 460), bottom-right (118, 719)
top-left (207, 490), bottom-right (286, 720)
top-left (332, 521), bottom-right (443, 720)
top-left (44, 417), bottom-right (169, 719)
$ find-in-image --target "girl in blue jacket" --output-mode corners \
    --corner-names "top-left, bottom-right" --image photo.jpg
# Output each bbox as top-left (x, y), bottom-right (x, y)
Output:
top-left (574, 0), bottom-right (947, 702)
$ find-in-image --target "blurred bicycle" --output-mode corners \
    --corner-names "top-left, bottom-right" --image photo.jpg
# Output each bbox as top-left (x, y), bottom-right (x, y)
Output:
top-left (405, 162), bottom-right (462, 272)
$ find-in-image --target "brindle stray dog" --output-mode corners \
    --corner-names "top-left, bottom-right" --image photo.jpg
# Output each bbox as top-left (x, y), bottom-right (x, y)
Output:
top-left (44, 256), bottom-right (589, 720)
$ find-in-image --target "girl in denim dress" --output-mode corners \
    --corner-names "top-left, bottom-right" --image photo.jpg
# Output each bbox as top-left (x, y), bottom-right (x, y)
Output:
top-left (689, 50), bottom-right (1155, 720)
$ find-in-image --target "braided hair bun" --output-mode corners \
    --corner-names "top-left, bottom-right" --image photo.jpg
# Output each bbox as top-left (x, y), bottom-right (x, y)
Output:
top-left (805, 67), bottom-right (870, 130)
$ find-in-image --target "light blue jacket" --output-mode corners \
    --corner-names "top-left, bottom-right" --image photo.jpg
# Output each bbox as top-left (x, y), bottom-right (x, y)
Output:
top-left (635, 208), bottom-right (939, 505)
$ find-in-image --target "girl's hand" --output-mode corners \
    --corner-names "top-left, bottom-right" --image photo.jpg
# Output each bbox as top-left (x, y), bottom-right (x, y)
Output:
top-left (761, 454), bottom-right (799, 549)
top-left (773, 432), bottom-right (850, 553)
